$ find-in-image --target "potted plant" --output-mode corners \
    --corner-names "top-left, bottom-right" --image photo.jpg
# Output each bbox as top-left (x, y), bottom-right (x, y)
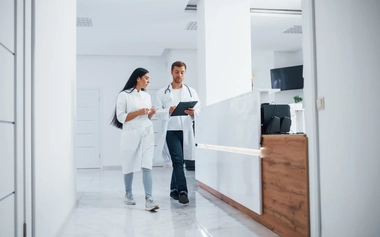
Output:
top-left (293, 95), bottom-right (303, 110)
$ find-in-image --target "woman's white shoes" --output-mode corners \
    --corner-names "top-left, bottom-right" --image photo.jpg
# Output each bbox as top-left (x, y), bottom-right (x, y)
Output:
top-left (145, 199), bottom-right (159, 211)
top-left (124, 194), bottom-right (136, 205)
top-left (124, 194), bottom-right (159, 211)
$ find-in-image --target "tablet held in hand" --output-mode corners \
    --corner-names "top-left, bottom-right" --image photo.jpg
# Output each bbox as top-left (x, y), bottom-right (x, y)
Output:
top-left (170, 101), bottom-right (198, 116)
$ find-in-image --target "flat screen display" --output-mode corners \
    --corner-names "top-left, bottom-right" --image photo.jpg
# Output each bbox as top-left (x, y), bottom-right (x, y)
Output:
top-left (270, 65), bottom-right (304, 91)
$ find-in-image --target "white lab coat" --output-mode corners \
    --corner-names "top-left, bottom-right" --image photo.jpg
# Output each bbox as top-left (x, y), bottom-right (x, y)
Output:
top-left (116, 89), bottom-right (154, 174)
top-left (153, 84), bottom-right (201, 163)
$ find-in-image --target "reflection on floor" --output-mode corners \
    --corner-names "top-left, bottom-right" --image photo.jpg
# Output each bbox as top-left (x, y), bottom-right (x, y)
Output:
top-left (59, 166), bottom-right (279, 237)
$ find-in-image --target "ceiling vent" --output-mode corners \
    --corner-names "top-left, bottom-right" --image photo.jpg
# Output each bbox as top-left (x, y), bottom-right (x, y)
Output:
top-left (185, 4), bottom-right (197, 11)
top-left (185, 21), bottom-right (197, 30)
top-left (77, 17), bottom-right (93, 27)
top-left (284, 25), bottom-right (302, 34)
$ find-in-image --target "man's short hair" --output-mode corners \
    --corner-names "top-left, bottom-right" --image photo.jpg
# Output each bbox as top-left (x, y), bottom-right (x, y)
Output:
top-left (171, 61), bottom-right (187, 71)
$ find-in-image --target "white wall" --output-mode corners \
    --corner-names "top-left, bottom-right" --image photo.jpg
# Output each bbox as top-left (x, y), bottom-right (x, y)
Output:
top-left (273, 50), bottom-right (303, 68)
top-left (0, 0), bottom-right (16, 236)
top-left (77, 55), bottom-right (168, 167)
top-left (311, 0), bottom-right (380, 236)
top-left (33, 0), bottom-right (76, 236)
top-left (251, 51), bottom-right (274, 89)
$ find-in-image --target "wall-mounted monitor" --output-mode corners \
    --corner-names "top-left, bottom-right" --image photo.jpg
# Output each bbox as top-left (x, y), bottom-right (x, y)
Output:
top-left (270, 65), bottom-right (304, 91)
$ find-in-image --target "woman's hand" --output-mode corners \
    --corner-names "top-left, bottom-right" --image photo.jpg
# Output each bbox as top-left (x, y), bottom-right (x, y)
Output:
top-left (138, 108), bottom-right (150, 116)
top-left (126, 108), bottom-right (149, 121)
top-left (148, 107), bottom-right (156, 119)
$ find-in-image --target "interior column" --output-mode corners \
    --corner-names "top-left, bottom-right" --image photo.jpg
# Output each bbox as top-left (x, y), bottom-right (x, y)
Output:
top-left (197, 0), bottom-right (252, 106)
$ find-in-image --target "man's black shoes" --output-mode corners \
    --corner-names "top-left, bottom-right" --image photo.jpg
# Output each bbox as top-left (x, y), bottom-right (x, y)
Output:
top-left (179, 193), bottom-right (189, 204)
top-left (170, 190), bottom-right (189, 204)
top-left (170, 190), bottom-right (179, 200)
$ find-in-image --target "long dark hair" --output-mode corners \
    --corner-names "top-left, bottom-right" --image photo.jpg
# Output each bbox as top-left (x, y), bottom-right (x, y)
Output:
top-left (110, 67), bottom-right (149, 129)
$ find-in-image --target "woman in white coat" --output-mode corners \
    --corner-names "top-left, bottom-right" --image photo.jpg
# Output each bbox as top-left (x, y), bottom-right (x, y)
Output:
top-left (110, 67), bottom-right (159, 211)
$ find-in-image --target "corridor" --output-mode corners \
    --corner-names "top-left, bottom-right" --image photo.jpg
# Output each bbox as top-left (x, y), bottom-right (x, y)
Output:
top-left (58, 167), bottom-right (278, 237)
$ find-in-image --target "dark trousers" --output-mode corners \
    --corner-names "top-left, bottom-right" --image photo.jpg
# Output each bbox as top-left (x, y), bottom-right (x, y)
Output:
top-left (166, 131), bottom-right (188, 194)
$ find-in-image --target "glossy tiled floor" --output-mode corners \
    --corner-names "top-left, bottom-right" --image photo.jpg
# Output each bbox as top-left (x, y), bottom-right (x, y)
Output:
top-left (59, 166), bottom-right (279, 237)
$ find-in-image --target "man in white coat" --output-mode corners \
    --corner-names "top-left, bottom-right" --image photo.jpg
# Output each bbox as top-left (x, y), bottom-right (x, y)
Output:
top-left (154, 61), bottom-right (201, 204)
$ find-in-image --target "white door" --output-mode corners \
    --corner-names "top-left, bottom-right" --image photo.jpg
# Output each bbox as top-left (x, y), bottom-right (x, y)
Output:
top-left (76, 89), bottom-right (100, 168)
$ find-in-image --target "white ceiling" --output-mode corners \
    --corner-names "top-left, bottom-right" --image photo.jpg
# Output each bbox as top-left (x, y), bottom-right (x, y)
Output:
top-left (77, 0), bottom-right (302, 56)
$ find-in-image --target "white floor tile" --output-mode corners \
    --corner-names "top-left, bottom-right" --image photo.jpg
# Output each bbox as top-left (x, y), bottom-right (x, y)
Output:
top-left (59, 167), bottom-right (279, 237)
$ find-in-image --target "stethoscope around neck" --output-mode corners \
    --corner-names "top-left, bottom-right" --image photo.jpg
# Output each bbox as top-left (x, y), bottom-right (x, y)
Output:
top-left (164, 84), bottom-right (192, 98)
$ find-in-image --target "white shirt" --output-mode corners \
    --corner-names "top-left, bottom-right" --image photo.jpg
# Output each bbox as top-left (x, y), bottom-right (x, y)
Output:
top-left (167, 88), bottom-right (183, 131)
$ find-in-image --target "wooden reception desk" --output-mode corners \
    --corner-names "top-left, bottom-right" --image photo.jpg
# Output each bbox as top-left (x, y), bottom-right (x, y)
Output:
top-left (198, 134), bottom-right (310, 237)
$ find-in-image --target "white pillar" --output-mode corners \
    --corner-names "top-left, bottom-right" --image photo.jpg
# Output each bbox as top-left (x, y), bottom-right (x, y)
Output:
top-left (33, 1), bottom-right (77, 236)
top-left (197, 0), bottom-right (252, 106)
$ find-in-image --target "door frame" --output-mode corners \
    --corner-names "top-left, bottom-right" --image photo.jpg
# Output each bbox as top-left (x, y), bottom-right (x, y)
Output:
top-left (303, 0), bottom-right (321, 236)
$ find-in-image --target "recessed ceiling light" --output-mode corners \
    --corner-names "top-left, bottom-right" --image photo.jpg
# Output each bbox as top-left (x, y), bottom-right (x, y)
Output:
top-left (77, 17), bottom-right (92, 27)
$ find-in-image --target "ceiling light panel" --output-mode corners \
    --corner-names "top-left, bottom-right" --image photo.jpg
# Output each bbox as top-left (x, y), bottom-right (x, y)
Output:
top-left (77, 17), bottom-right (93, 27)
